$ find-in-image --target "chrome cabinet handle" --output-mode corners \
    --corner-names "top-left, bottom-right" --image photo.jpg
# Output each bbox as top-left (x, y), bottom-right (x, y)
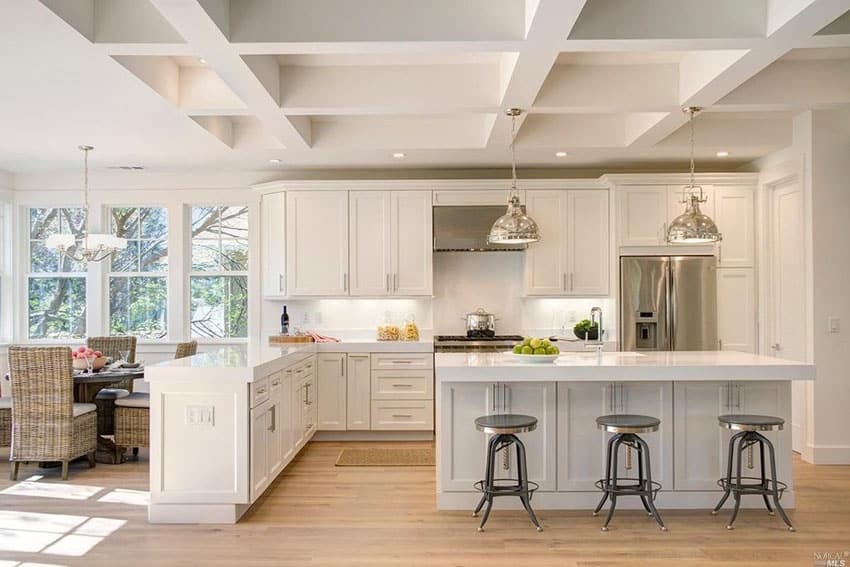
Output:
top-left (718, 244), bottom-right (723, 265)
top-left (340, 357), bottom-right (344, 375)
top-left (562, 273), bottom-right (567, 291)
top-left (391, 383), bottom-right (413, 388)
top-left (343, 273), bottom-right (348, 292)
top-left (718, 338), bottom-right (723, 350)
top-left (386, 273), bottom-right (390, 292)
top-left (268, 405), bottom-right (276, 432)
top-left (279, 274), bottom-right (284, 292)
top-left (392, 414), bottom-right (412, 418)
top-left (256, 387), bottom-right (267, 395)
top-left (394, 273), bottom-right (399, 292)
top-left (735, 383), bottom-right (741, 409)
top-left (570, 272), bottom-right (574, 292)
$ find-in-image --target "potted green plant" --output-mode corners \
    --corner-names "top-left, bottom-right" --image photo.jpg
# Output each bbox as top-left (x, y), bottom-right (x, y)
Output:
top-left (573, 319), bottom-right (599, 341)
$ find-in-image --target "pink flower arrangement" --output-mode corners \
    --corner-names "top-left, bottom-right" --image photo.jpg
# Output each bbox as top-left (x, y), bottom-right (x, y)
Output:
top-left (71, 346), bottom-right (103, 360)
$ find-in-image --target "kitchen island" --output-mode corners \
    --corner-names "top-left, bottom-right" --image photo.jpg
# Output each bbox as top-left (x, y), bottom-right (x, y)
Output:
top-left (435, 350), bottom-right (815, 510)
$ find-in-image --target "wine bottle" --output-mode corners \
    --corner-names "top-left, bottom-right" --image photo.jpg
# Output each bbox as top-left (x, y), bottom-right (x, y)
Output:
top-left (281, 305), bottom-right (290, 335)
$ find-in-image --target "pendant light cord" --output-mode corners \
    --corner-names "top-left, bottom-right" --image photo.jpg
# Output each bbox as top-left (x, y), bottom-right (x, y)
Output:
top-left (510, 112), bottom-right (518, 194)
top-left (688, 108), bottom-right (696, 192)
top-left (82, 146), bottom-right (90, 246)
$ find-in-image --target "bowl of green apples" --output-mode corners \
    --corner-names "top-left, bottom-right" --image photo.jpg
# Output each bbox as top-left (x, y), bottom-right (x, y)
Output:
top-left (508, 337), bottom-right (560, 363)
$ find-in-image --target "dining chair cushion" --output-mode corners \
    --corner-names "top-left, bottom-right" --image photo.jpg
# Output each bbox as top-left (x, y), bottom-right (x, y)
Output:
top-left (95, 388), bottom-right (130, 400)
top-left (0, 397), bottom-right (11, 409)
top-left (114, 392), bottom-right (150, 409)
top-left (73, 403), bottom-right (97, 417)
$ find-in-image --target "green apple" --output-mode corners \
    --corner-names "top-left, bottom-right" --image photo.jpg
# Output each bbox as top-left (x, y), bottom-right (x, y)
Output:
top-left (521, 345), bottom-right (533, 355)
top-left (512, 345), bottom-right (522, 354)
top-left (542, 339), bottom-right (551, 347)
top-left (530, 338), bottom-right (542, 349)
top-left (533, 347), bottom-right (546, 355)
top-left (522, 337), bottom-right (532, 346)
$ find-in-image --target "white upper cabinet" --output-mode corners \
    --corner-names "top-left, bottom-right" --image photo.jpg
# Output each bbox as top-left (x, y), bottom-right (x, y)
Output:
top-left (714, 187), bottom-right (754, 267)
top-left (617, 186), bottom-right (669, 246)
top-left (349, 192), bottom-right (392, 296)
top-left (390, 191), bottom-right (433, 296)
top-left (286, 191), bottom-right (349, 296)
top-left (524, 189), bottom-right (609, 296)
top-left (717, 268), bottom-right (756, 353)
top-left (261, 192), bottom-right (287, 298)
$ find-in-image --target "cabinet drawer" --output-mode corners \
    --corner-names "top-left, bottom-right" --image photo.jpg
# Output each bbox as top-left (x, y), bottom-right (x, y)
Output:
top-left (371, 400), bottom-right (434, 431)
top-left (370, 353), bottom-right (433, 370)
top-left (269, 372), bottom-right (284, 394)
top-left (251, 377), bottom-right (270, 408)
top-left (371, 370), bottom-right (433, 400)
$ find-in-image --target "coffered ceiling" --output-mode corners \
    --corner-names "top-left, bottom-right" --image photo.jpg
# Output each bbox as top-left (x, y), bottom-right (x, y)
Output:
top-left (1, 0), bottom-right (849, 174)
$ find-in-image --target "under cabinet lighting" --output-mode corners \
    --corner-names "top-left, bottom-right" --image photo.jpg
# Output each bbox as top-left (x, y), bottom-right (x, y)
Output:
top-left (716, 151), bottom-right (729, 157)
top-left (199, 58), bottom-right (207, 65)
top-left (555, 151), bottom-right (567, 157)
top-left (269, 158), bottom-right (282, 164)
top-left (392, 152), bottom-right (406, 159)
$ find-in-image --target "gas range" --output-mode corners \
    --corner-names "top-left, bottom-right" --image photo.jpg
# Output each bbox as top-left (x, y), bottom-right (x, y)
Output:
top-left (434, 334), bottom-right (524, 352)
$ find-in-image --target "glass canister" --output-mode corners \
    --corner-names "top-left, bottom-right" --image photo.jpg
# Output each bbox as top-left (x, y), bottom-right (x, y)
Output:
top-left (401, 314), bottom-right (420, 342)
top-left (376, 311), bottom-right (400, 341)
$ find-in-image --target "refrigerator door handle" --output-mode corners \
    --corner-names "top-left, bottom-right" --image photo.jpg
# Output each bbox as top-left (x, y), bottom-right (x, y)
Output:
top-left (668, 263), bottom-right (676, 351)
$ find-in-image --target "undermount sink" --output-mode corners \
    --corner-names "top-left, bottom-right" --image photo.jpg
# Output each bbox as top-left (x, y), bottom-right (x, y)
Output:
top-left (563, 351), bottom-right (646, 358)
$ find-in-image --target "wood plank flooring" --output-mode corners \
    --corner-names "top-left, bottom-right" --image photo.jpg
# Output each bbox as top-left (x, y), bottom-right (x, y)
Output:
top-left (0, 441), bottom-right (848, 566)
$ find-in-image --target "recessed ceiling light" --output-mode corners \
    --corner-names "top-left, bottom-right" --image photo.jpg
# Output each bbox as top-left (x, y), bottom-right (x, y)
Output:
top-left (716, 151), bottom-right (729, 157)
top-left (199, 58), bottom-right (207, 65)
top-left (269, 158), bottom-right (282, 164)
top-left (392, 152), bottom-right (406, 159)
top-left (555, 151), bottom-right (567, 158)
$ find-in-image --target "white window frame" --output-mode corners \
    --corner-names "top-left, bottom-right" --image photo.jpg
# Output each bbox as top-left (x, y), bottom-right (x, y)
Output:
top-left (186, 203), bottom-right (250, 342)
top-left (105, 205), bottom-right (170, 340)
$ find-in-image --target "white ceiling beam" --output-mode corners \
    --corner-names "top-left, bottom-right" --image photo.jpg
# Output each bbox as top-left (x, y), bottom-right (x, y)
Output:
top-left (627, 0), bottom-right (850, 149)
top-left (149, 0), bottom-right (311, 148)
top-left (485, 0), bottom-right (588, 148)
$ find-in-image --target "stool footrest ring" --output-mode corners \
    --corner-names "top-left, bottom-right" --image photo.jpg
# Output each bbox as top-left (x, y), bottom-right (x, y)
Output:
top-left (717, 477), bottom-right (788, 498)
top-left (474, 479), bottom-right (539, 498)
top-left (595, 478), bottom-right (662, 498)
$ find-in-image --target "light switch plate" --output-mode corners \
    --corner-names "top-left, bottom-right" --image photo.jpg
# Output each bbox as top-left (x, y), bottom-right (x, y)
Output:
top-left (828, 317), bottom-right (841, 334)
top-left (186, 405), bottom-right (215, 426)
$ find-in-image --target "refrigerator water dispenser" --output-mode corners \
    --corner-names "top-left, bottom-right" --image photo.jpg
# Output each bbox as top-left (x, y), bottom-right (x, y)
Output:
top-left (635, 311), bottom-right (658, 350)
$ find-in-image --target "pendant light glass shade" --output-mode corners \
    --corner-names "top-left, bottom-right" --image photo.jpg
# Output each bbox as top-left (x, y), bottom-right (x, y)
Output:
top-left (488, 108), bottom-right (540, 245)
top-left (667, 108), bottom-right (722, 244)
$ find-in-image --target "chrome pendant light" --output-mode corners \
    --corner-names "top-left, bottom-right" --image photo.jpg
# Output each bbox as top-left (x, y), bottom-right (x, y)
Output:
top-left (45, 145), bottom-right (128, 262)
top-left (666, 107), bottom-right (722, 244)
top-left (487, 108), bottom-right (540, 245)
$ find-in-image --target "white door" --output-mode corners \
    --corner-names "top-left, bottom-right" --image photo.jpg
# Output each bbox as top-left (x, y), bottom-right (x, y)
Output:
top-left (524, 191), bottom-right (567, 295)
top-left (346, 354), bottom-right (371, 430)
top-left (280, 369), bottom-right (295, 464)
top-left (293, 380), bottom-right (306, 450)
top-left (317, 353), bottom-right (347, 430)
top-left (390, 191), bottom-right (433, 296)
top-left (567, 190), bottom-right (609, 296)
top-left (717, 268), bottom-right (756, 352)
top-left (556, 382), bottom-right (608, 491)
top-left (615, 382), bottom-right (673, 488)
top-left (504, 382), bottom-right (557, 491)
top-left (286, 191), bottom-right (349, 296)
top-left (617, 186), bottom-right (668, 246)
top-left (250, 402), bottom-right (270, 501)
top-left (439, 382), bottom-right (491, 491)
top-left (261, 192), bottom-right (287, 298)
top-left (350, 191), bottom-right (391, 296)
top-left (715, 187), bottom-right (755, 268)
top-left (769, 180), bottom-right (806, 453)
top-left (672, 381), bottom-right (729, 490)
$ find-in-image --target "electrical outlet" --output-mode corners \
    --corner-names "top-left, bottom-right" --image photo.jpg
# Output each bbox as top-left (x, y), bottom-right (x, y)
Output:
top-left (186, 405), bottom-right (215, 426)
top-left (828, 317), bottom-right (841, 334)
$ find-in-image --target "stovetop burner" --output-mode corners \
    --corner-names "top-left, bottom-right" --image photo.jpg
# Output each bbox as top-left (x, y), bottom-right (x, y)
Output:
top-left (435, 335), bottom-right (524, 342)
top-left (434, 334), bottom-right (525, 352)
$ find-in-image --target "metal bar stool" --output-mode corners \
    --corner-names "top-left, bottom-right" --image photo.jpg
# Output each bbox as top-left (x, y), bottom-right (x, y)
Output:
top-left (472, 414), bottom-right (541, 532)
top-left (712, 414), bottom-right (794, 531)
top-left (593, 414), bottom-right (666, 531)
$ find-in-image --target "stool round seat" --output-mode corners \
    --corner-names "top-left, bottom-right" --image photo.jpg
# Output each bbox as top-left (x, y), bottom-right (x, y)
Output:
top-left (95, 388), bottom-right (130, 400)
top-left (596, 414), bottom-right (660, 434)
top-left (474, 414), bottom-right (537, 435)
top-left (718, 414), bottom-right (784, 432)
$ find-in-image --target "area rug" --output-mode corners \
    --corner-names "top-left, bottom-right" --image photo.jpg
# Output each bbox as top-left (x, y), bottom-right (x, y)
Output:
top-left (335, 447), bottom-right (435, 467)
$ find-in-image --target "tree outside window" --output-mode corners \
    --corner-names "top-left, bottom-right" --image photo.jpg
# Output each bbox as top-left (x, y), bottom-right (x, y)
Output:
top-left (189, 206), bottom-right (248, 338)
top-left (28, 208), bottom-right (87, 339)
top-left (109, 207), bottom-right (168, 339)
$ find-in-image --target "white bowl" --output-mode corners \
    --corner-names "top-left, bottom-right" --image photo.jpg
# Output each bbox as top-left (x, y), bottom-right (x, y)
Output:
top-left (505, 352), bottom-right (559, 363)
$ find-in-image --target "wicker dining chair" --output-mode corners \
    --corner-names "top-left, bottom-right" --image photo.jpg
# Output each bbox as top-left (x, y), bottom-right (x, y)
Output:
top-left (0, 397), bottom-right (11, 446)
top-left (86, 336), bottom-right (137, 363)
top-left (8, 346), bottom-right (97, 480)
top-left (87, 336), bottom-right (138, 434)
top-left (114, 340), bottom-right (199, 456)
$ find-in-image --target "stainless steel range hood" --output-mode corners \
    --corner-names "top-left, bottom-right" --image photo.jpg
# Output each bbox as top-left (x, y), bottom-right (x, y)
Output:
top-left (433, 206), bottom-right (528, 252)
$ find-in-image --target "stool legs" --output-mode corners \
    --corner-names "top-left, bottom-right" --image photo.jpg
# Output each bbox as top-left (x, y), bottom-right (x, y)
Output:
top-left (764, 434), bottom-right (794, 531)
top-left (635, 435), bottom-right (666, 530)
top-left (600, 435), bottom-right (621, 531)
top-left (473, 434), bottom-right (498, 519)
top-left (474, 433), bottom-right (540, 532)
top-left (759, 438), bottom-right (774, 515)
top-left (516, 437), bottom-right (542, 532)
top-left (593, 433), bottom-right (618, 516)
top-left (713, 431), bottom-right (745, 515)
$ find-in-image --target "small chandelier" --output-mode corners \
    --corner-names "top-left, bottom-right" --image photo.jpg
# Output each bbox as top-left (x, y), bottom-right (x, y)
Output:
top-left (488, 108), bottom-right (540, 245)
top-left (45, 145), bottom-right (127, 262)
top-left (667, 107), bottom-right (722, 244)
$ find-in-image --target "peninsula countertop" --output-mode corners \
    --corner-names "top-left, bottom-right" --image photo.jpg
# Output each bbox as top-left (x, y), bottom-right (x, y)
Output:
top-left (434, 350), bottom-right (815, 382)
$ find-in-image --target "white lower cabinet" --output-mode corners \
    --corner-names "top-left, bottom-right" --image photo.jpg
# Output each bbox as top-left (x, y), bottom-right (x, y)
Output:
top-left (439, 382), bottom-right (556, 492)
top-left (611, 382), bottom-right (673, 487)
top-left (250, 399), bottom-right (272, 501)
top-left (317, 353), bottom-right (347, 430)
top-left (280, 368), bottom-right (295, 464)
top-left (556, 382), bottom-right (608, 490)
top-left (371, 400), bottom-right (434, 430)
top-left (346, 354), bottom-right (371, 430)
top-left (673, 380), bottom-right (790, 491)
top-left (268, 372), bottom-right (285, 478)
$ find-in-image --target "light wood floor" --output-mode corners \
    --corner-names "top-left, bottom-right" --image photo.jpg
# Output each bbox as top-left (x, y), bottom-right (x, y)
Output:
top-left (0, 442), bottom-right (848, 566)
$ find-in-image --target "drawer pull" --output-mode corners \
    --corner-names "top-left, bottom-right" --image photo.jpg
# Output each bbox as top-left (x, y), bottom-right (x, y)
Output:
top-left (392, 414), bottom-right (413, 418)
top-left (391, 383), bottom-right (414, 388)
top-left (390, 360), bottom-right (414, 364)
top-left (255, 387), bottom-right (267, 395)
top-left (272, 379), bottom-right (281, 386)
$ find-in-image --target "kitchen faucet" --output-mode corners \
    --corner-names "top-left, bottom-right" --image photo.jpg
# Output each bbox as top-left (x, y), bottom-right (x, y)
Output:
top-left (585, 306), bottom-right (605, 354)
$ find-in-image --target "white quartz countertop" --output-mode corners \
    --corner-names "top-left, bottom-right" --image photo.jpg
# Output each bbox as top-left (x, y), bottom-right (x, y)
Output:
top-left (435, 350), bottom-right (815, 382)
top-left (147, 339), bottom-right (433, 381)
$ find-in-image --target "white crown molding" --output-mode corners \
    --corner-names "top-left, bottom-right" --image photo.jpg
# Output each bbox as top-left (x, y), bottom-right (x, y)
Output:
top-left (601, 172), bottom-right (760, 186)
top-left (252, 177), bottom-right (609, 193)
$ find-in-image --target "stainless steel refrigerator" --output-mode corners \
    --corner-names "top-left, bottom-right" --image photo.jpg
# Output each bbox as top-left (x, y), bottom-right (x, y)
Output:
top-left (620, 256), bottom-right (717, 351)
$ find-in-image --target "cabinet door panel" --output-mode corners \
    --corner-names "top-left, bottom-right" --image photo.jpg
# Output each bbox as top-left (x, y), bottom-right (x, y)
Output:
top-left (439, 382), bottom-right (491, 491)
top-left (250, 402), bottom-right (270, 501)
top-left (281, 370), bottom-right (295, 464)
top-left (717, 268), bottom-right (756, 353)
top-left (739, 381), bottom-right (791, 489)
top-left (350, 192), bottom-right (391, 296)
top-left (715, 188), bottom-right (754, 267)
top-left (615, 382), bottom-right (673, 488)
top-left (557, 382), bottom-right (608, 491)
top-left (524, 191), bottom-right (567, 296)
top-left (673, 381), bottom-right (728, 490)
top-left (505, 382), bottom-right (557, 491)
top-left (317, 353), bottom-right (347, 430)
top-left (391, 191), bottom-right (433, 296)
top-left (567, 190), bottom-right (609, 295)
top-left (261, 192), bottom-right (287, 298)
top-left (618, 187), bottom-right (668, 246)
top-left (346, 354), bottom-right (371, 430)
top-left (286, 191), bottom-right (349, 296)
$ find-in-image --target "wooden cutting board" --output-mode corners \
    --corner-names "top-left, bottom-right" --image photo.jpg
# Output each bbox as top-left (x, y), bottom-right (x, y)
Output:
top-left (269, 335), bottom-right (314, 344)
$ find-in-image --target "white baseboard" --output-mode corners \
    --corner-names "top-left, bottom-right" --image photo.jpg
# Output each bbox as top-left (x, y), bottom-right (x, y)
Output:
top-left (312, 430), bottom-right (435, 442)
top-left (148, 502), bottom-right (249, 524)
top-left (808, 443), bottom-right (850, 465)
